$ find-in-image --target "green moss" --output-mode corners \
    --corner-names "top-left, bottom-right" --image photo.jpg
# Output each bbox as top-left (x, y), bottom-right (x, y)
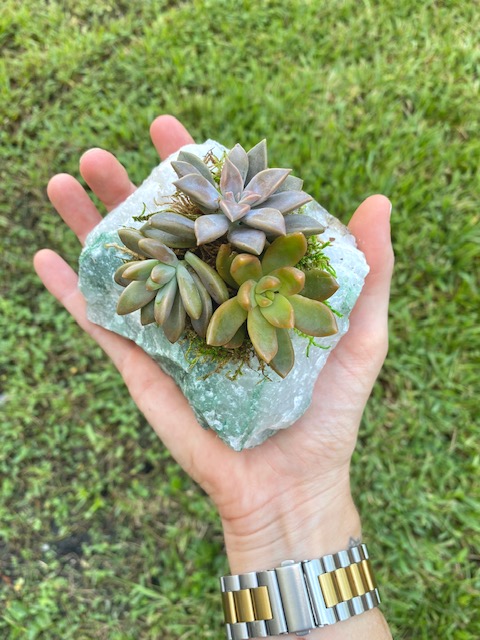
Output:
top-left (294, 329), bottom-right (331, 357)
top-left (182, 328), bottom-right (267, 381)
top-left (203, 149), bottom-right (226, 184)
top-left (297, 236), bottom-right (337, 277)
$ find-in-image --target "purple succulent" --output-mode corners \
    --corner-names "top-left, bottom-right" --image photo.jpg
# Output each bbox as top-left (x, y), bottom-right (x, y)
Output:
top-left (166, 140), bottom-right (324, 255)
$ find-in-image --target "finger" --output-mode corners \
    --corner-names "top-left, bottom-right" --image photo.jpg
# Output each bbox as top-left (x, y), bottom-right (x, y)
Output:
top-left (47, 174), bottom-right (103, 245)
top-left (79, 148), bottom-right (136, 212)
top-left (346, 194), bottom-right (394, 341)
top-left (150, 115), bottom-right (195, 160)
top-left (337, 195), bottom-right (394, 364)
top-left (33, 249), bottom-right (227, 476)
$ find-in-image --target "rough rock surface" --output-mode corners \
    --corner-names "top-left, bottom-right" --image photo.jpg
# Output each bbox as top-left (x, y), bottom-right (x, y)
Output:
top-left (79, 141), bottom-right (369, 450)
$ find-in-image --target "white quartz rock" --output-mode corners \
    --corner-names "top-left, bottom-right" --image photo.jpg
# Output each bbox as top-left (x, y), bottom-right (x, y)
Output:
top-left (78, 140), bottom-right (369, 450)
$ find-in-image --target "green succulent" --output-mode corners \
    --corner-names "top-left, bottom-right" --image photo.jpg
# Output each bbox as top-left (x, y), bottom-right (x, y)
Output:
top-left (163, 140), bottom-right (324, 255)
top-left (206, 233), bottom-right (339, 377)
top-left (114, 232), bottom-right (228, 342)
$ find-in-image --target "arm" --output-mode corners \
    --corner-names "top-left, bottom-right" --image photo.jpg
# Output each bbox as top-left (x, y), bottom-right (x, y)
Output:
top-left (34, 115), bottom-right (394, 639)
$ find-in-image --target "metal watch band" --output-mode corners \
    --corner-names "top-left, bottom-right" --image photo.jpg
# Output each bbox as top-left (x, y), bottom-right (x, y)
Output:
top-left (220, 543), bottom-right (381, 639)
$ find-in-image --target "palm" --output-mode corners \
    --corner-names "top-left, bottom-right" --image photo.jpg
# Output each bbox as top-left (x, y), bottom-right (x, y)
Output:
top-left (35, 116), bottom-right (393, 527)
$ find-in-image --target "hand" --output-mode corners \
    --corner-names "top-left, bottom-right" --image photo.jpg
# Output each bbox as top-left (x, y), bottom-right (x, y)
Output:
top-left (35, 116), bottom-right (393, 581)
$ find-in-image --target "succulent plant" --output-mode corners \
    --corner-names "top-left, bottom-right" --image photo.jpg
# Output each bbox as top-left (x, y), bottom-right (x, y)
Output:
top-left (112, 139), bottom-right (341, 379)
top-left (160, 140), bottom-right (325, 255)
top-left (114, 231), bottom-right (228, 342)
top-left (206, 233), bottom-right (339, 377)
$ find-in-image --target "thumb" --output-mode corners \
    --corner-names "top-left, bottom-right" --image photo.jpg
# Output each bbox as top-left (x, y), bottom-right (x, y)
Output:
top-left (341, 194), bottom-right (394, 364)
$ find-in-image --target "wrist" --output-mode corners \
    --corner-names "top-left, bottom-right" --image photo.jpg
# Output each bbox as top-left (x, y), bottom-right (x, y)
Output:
top-left (222, 476), bottom-right (361, 574)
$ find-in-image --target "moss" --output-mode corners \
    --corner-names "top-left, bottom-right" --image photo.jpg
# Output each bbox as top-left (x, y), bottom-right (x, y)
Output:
top-left (297, 236), bottom-right (337, 277)
top-left (323, 299), bottom-right (343, 318)
top-left (181, 328), bottom-right (268, 381)
top-left (294, 329), bottom-right (331, 357)
top-left (203, 149), bottom-right (226, 184)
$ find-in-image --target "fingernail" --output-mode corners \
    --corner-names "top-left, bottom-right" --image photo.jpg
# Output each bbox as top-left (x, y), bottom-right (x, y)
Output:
top-left (80, 147), bottom-right (105, 161)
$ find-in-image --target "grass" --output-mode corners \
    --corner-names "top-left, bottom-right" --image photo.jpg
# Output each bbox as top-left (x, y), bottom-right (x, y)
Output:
top-left (1, 0), bottom-right (479, 638)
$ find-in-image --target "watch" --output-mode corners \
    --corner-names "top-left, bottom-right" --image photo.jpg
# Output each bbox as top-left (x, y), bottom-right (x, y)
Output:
top-left (220, 543), bottom-right (381, 639)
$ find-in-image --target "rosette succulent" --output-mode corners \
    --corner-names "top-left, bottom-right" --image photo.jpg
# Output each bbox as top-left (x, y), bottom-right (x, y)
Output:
top-left (206, 233), bottom-right (339, 377)
top-left (114, 230), bottom-right (228, 342)
top-left (151, 140), bottom-right (325, 255)
top-left (112, 140), bottom-right (341, 379)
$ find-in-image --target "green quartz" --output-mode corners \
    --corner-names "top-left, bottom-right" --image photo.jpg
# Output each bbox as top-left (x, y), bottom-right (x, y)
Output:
top-left (79, 141), bottom-right (368, 450)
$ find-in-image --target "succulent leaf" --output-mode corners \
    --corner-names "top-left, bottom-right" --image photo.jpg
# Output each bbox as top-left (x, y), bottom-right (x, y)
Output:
top-left (245, 139), bottom-right (267, 184)
top-left (206, 298), bottom-right (248, 346)
top-left (301, 269), bottom-right (339, 302)
top-left (140, 225), bottom-right (196, 248)
top-left (114, 261), bottom-right (136, 287)
top-left (239, 190), bottom-right (261, 206)
top-left (219, 199), bottom-right (250, 222)
top-left (145, 276), bottom-right (164, 291)
top-left (220, 158), bottom-right (244, 199)
top-left (138, 238), bottom-right (178, 264)
top-left (154, 278), bottom-right (178, 325)
top-left (223, 324), bottom-right (246, 349)
top-left (242, 207), bottom-right (286, 236)
top-left (260, 190), bottom-right (312, 214)
top-left (117, 228), bottom-right (145, 255)
top-left (149, 213), bottom-right (196, 240)
top-left (150, 263), bottom-right (176, 286)
top-left (195, 214), bottom-right (230, 245)
top-left (176, 151), bottom-right (217, 185)
top-left (162, 291), bottom-right (186, 343)
top-left (283, 214), bottom-right (325, 236)
top-left (255, 294), bottom-right (272, 308)
top-left (230, 254), bottom-right (263, 286)
top-left (255, 275), bottom-right (281, 294)
top-left (216, 244), bottom-right (239, 289)
top-left (190, 272), bottom-right (213, 338)
top-left (122, 259), bottom-right (159, 281)
top-left (276, 175), bottom-right (303, 192)
top-left (261, 232), bottom-right (308, 274)
top-left (227, 144), bottom-right (249, 182)
top-left (237, 280), bottom-right (257, 311)
top-left (290, 295), bottom-right (338, 336)
top-left (140, 300), bottom-right (156, 326)
top-left (269, 266), bottom-right (305, 296)
top-left (173, 174), bottom-right (220, 211)
top-left (269, 329), bottom-right (294, 378)
top-left (260, 294), bottom-right (295, 329)
top-left (171, 160), bottom-right (201, 180)
top-left (247, 306), bottom-right (278, 363)
top-left (184, 251), bottom-right (229, 304)
top-left (117, 281), bottom-right (157, 315)
top-left (244, 168), bottom-right (291, 205)
top-left (227, 226), bottom-right (266, 255)
top-left (176, 263), bottom-right (202, 320)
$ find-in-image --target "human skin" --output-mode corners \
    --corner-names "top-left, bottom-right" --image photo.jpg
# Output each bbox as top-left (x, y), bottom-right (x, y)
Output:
top-left (34, 115), bottom-right (394, 639)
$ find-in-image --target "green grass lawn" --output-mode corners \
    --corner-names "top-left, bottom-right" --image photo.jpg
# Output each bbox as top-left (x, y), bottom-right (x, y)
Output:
top-left (1, 1), bottom-right (479, 638)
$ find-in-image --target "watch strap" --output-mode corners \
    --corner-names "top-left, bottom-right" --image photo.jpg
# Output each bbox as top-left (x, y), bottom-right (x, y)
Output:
top-left (220, 543), bottom-right (380, 639)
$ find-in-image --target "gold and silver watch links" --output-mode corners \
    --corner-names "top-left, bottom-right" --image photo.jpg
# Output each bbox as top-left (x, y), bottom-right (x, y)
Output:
top-left (220, 543), bottom-right (380, 639)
